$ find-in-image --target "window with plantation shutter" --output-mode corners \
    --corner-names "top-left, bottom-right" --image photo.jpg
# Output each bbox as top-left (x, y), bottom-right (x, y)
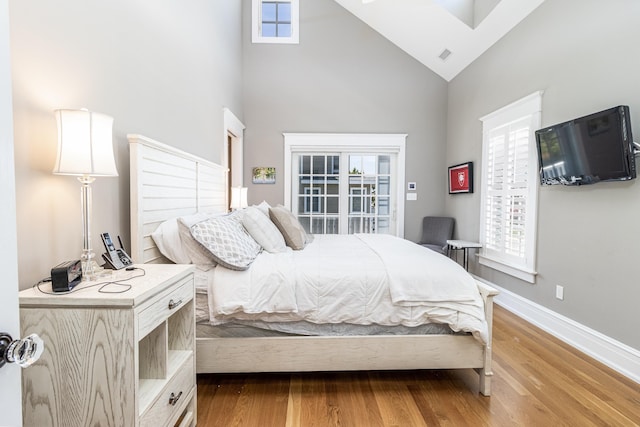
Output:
top-left (479, 92), bottom-right (542, 283)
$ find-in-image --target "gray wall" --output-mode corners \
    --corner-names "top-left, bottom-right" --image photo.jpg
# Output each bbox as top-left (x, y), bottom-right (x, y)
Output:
top-left (446, 0), bottom-right (640, 350)
top-left (241, 0), bottom-right (448, 242)
top-left (10, 0), bottom-right (243, 290)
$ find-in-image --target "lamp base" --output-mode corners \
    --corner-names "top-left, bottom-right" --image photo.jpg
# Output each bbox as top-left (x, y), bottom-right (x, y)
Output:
top-left (81, 250), bottom-right (104, 281)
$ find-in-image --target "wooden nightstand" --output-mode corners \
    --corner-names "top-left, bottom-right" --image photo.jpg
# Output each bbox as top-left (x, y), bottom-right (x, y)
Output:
top-left (19, 264), bottom-right (196, 427)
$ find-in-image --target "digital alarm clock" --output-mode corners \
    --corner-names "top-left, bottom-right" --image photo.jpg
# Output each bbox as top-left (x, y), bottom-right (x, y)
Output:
top-left (51, 259), bottom-right (82, 292)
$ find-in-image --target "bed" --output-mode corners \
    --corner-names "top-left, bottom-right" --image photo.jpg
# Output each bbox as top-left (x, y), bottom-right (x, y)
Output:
top-left (128, 134), bottom-right (498, 396)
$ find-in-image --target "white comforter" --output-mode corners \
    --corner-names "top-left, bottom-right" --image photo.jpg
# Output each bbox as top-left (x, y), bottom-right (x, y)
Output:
top-left (207, 234), bottom-right (489, 343)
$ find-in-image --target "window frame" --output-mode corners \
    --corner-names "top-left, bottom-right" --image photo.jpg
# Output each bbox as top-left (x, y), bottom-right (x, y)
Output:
top-left (303, 186), bottom-right (322, 214)
top-left (349, 187), bottom-right (367, 214)
top-left (478, 91), bottom-right (543, 283)
top-left (252, 0), bottom-right (299, 44)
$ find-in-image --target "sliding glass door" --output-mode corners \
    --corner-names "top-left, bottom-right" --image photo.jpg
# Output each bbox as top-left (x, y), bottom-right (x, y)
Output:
top-left (296, 154), bottom-right (340, 234)
top-left (346, 154), bottom-right (392, 234)
top-left (284, 133), bottom-right (406, 237)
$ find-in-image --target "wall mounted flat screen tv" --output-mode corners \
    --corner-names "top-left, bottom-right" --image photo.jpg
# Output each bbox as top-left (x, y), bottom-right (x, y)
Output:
top-left (535, 105), bottom-right (636, 185)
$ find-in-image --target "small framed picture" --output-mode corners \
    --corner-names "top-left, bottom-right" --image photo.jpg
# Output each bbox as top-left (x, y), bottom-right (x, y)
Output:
top-left (448, 162), bottom-right (473, 194)
top-left (252, 167), bottom-right (276, 184)
top-left (407, 182), bottom-right (416, 191)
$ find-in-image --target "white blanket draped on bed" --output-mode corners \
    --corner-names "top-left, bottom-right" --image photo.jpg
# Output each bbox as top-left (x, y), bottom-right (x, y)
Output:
top-left (207, 234), bottom-right (489, 343)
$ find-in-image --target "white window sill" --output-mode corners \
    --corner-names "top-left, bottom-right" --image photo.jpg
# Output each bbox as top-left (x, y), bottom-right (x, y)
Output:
top-left (478, 255), bottom-right (537, 284)
top-left (252, 36), bottom-right (299, 44)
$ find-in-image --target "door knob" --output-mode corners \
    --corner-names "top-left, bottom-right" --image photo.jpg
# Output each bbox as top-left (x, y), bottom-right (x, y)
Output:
top-left (0, 332), bottom-right (44, 369)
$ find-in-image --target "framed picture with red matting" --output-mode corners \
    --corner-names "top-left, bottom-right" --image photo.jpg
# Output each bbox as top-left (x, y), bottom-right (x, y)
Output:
top-left (448, 162), bottom-right (473, 194)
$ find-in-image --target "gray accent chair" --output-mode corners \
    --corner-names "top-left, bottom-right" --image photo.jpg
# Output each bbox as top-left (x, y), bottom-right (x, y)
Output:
top-left (418, 216), bottom-right (455, 254)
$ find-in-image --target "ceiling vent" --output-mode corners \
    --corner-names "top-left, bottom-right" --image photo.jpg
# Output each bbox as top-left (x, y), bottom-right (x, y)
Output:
top-left (439, 49), bottom-right (452, 61)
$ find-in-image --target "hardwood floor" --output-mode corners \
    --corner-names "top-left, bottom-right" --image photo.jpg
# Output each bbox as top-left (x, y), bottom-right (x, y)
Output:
top-left (196, 305), bottom-right (640, 426)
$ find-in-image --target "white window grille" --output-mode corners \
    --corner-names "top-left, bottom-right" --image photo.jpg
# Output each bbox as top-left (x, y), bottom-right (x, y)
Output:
top-left (252, 0), bottom-right (299, 44)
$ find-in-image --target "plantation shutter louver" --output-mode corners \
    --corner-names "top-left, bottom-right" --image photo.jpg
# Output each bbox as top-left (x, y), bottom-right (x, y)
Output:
top-left (484, 117), bottom-right (530, 261)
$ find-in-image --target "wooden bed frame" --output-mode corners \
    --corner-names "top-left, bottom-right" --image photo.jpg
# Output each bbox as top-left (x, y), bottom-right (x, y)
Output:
top-left (129, 134), bottom-right (499, 396)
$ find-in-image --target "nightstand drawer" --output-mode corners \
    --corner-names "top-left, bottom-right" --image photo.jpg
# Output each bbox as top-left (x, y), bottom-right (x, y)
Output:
top-left (140, 353), bottom-right (194, 427)
top-left (139, 277), bottom-right (194, 338)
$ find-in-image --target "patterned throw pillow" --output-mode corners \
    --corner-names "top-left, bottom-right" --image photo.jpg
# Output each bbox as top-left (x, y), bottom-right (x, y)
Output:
top-left (177, 214), bottom-right (220, 267)
top-left (189, 215), bottom-right (262, 270)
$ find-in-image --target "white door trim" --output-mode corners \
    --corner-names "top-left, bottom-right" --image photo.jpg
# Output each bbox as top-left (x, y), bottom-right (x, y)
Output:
top-left (223, 107), bottom-right (246, 201)
top-left (0, 1), bottom-right (23, 424)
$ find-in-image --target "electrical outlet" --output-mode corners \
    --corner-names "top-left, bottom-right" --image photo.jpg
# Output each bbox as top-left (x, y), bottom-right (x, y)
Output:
top-left (555, 285), bottom-right (564, 300)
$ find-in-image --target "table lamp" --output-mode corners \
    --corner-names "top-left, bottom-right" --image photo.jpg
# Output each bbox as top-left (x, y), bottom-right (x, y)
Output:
top-left (230, 186), bottom-right (248, 211)
top-left (53, 109), bottom-right (118, 280)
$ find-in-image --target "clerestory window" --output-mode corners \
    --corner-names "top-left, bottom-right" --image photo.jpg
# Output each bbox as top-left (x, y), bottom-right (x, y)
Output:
top-left (252, 0), bottom-right (299, 44)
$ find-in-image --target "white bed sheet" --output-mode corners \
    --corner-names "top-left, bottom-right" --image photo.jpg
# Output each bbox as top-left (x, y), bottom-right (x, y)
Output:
top-left (202, 234), bottom-right (489, 343)
top-left (196, 279), bottom-right (458, 337)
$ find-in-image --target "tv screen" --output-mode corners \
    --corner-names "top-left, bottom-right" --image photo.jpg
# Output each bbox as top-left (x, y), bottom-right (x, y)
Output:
top-left (535, 106), bottom-right (636, 185)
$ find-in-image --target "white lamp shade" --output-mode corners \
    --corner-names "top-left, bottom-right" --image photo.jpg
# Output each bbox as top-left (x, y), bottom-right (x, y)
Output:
top-left (230, 186), bottom-right (248, 210)
top-left (53, 109), bottom-right (118, 177)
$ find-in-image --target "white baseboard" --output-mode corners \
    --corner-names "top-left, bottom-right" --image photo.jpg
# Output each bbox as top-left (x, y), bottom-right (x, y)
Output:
top-left (475, 276), bottom-right (640, 384)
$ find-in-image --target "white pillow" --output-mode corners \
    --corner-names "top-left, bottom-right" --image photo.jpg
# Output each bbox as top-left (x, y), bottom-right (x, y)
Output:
top-left (152, 212), bottom-right (214, 265)
top-left (242, 206), bottom-right (287, 253)
top-left (177, 213), bottom-right (220, 267)
top-left (189, 215), bottom-right (262, 270)
top-left (151, 218), bottom-right (191, 264)
top-left (254, 200), bottom-right (272, 217)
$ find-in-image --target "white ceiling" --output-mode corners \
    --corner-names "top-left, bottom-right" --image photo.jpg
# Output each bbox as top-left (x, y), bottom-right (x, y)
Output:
top-left (333, 0), bottom-right (546, 81)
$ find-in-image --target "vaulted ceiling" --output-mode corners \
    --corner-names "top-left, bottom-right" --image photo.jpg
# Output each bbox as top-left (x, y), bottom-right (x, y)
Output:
top-left (333, 0), bottom-right (546, 81)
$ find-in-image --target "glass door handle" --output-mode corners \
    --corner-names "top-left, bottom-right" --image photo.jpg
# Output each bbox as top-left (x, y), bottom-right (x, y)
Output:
top-left (0, 332), bottom-right (44, 369)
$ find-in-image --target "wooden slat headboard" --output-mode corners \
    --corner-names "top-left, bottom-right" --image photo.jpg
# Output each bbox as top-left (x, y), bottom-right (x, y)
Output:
top-left (128, 134), bottom-right (227, 264)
